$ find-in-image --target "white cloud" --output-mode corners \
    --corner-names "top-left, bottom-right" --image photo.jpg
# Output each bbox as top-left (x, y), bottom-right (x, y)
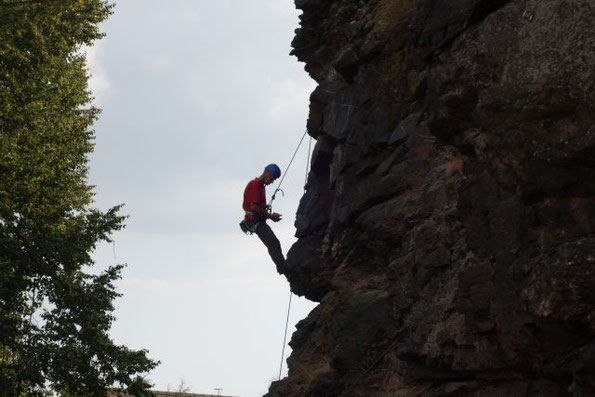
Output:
top-left (187, 71), bottom-right (223, 113)
top-left (122, 177), bottom-right (246, 233)
top-left (191, 95), bottom-right (222, 113)
top-left (86, 2), bottom-right (317, 395)
top-left (118, 275), bottom-right (285, 298)
top-left (267, 0), bottom-right (299, 16)
top-left (266, 78), bottom-right (314, 124)
top-left (144, 55), bottom-right (171, 73)
top-left (83, 44), bottom-right (110, 103)
top-left (188, 71), bottom-right (313, 122)
top-left (173, 6), bottom-right (201, 33)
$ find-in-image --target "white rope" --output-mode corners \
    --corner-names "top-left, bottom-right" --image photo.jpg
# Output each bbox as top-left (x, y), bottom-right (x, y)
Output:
top-left (277, 132), bottom-right (313, 381)
top-left (278, 290), bottom-right (293, 380)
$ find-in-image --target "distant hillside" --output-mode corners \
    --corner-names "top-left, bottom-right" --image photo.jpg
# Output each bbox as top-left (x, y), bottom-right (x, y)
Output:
top-left (108, 388), bottom-right (238, 397)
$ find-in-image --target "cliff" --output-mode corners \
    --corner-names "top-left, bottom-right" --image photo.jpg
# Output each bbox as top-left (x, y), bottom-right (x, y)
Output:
top-left (267, 1), bottom-right (595, 396)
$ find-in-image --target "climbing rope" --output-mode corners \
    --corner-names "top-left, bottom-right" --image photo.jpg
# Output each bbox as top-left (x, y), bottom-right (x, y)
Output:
top-left (276, 131), bottom-right (313, 381)
top-left (278, 290), bottom-right (293, 381)
top-left (305, 135), bottom-right (312, 186)
top-left (268, 130), bottom-right (309, 209)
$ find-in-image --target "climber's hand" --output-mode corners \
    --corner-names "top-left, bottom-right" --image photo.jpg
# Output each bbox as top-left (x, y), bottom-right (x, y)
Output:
top-left (270, 213), bottom-right (282, 222)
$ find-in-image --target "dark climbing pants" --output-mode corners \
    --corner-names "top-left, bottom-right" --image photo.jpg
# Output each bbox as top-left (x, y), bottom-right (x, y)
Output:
top-left (250, 220), bottom-right (285, 273)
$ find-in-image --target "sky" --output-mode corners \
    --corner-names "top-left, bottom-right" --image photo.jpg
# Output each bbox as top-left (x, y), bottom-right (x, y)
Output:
top-left (87, 1), bottom-right (317, 396)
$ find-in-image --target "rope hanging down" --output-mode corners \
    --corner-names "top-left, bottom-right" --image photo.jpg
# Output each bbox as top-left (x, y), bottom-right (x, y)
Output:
top-left (276, 131), bottom-right (313, 381)
top-left (278, 290), bottom-right (293, 381)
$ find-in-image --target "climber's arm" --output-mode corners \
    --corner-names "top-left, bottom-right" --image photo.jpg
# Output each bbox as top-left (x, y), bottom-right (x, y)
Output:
top-left (249, 203), bottom-right (282, 222)
top-left (249, 202), bottom-right (271, 218)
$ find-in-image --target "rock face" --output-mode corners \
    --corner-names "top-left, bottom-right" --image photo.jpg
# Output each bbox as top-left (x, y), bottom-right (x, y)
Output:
top-left (267, 1), bottom-right (595, 396)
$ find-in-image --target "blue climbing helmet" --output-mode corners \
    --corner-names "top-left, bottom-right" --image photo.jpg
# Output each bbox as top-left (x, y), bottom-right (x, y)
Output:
top-left (265, 163), bottom-right (281, 179)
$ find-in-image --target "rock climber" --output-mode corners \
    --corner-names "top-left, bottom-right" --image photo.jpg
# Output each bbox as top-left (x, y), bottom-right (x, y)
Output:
top-left (240, 164), bottom-right (286, 274)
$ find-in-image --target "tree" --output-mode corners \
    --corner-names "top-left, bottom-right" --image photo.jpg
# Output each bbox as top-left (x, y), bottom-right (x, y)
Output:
top-left (167, 377), bottom-right (192, 395)
top-left (0, 0), bottom-right (158, 395)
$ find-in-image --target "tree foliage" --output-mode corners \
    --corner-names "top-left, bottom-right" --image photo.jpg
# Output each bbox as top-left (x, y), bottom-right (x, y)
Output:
top-left (0, 0), bottom-right (158, 395)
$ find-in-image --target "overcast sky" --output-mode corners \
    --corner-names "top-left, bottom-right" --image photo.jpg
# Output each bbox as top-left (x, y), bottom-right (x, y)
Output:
top-left (88, 1), bottom-right (317, 395)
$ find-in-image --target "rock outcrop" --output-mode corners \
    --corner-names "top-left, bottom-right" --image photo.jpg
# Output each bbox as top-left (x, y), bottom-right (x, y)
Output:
top-left (267, 1), bottom-right (595, 396)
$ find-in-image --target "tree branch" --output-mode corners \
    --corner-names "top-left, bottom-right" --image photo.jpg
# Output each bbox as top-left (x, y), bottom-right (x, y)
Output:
top-left (0, 0), bottom-right (52, 7)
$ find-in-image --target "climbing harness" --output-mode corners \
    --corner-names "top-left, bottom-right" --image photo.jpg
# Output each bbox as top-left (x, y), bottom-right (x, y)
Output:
top-left (240, 130), bottom-right (311, 236)
top-left (276, 131), bottom-right (313, 381)
top-left (238, 129), bottom-right (314, 380)
top-left (239, 219), bottom-right (260, 235)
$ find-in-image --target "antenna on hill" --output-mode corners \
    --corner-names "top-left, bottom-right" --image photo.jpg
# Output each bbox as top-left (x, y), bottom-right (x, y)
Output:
top-left (214, 388), bottom-right (223, 396)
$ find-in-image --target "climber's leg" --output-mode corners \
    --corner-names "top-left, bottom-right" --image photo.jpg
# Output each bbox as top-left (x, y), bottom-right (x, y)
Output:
top-left (254, 222), bottom-right (285, 274)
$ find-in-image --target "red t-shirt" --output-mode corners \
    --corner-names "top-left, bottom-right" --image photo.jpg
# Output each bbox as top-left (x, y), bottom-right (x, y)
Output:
top-left (243, 178), bottom-right (266, 220)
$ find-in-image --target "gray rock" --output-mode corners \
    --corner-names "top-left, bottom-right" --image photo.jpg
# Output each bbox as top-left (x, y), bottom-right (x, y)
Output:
top-left (268, 0), bottom-right (595, 395)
